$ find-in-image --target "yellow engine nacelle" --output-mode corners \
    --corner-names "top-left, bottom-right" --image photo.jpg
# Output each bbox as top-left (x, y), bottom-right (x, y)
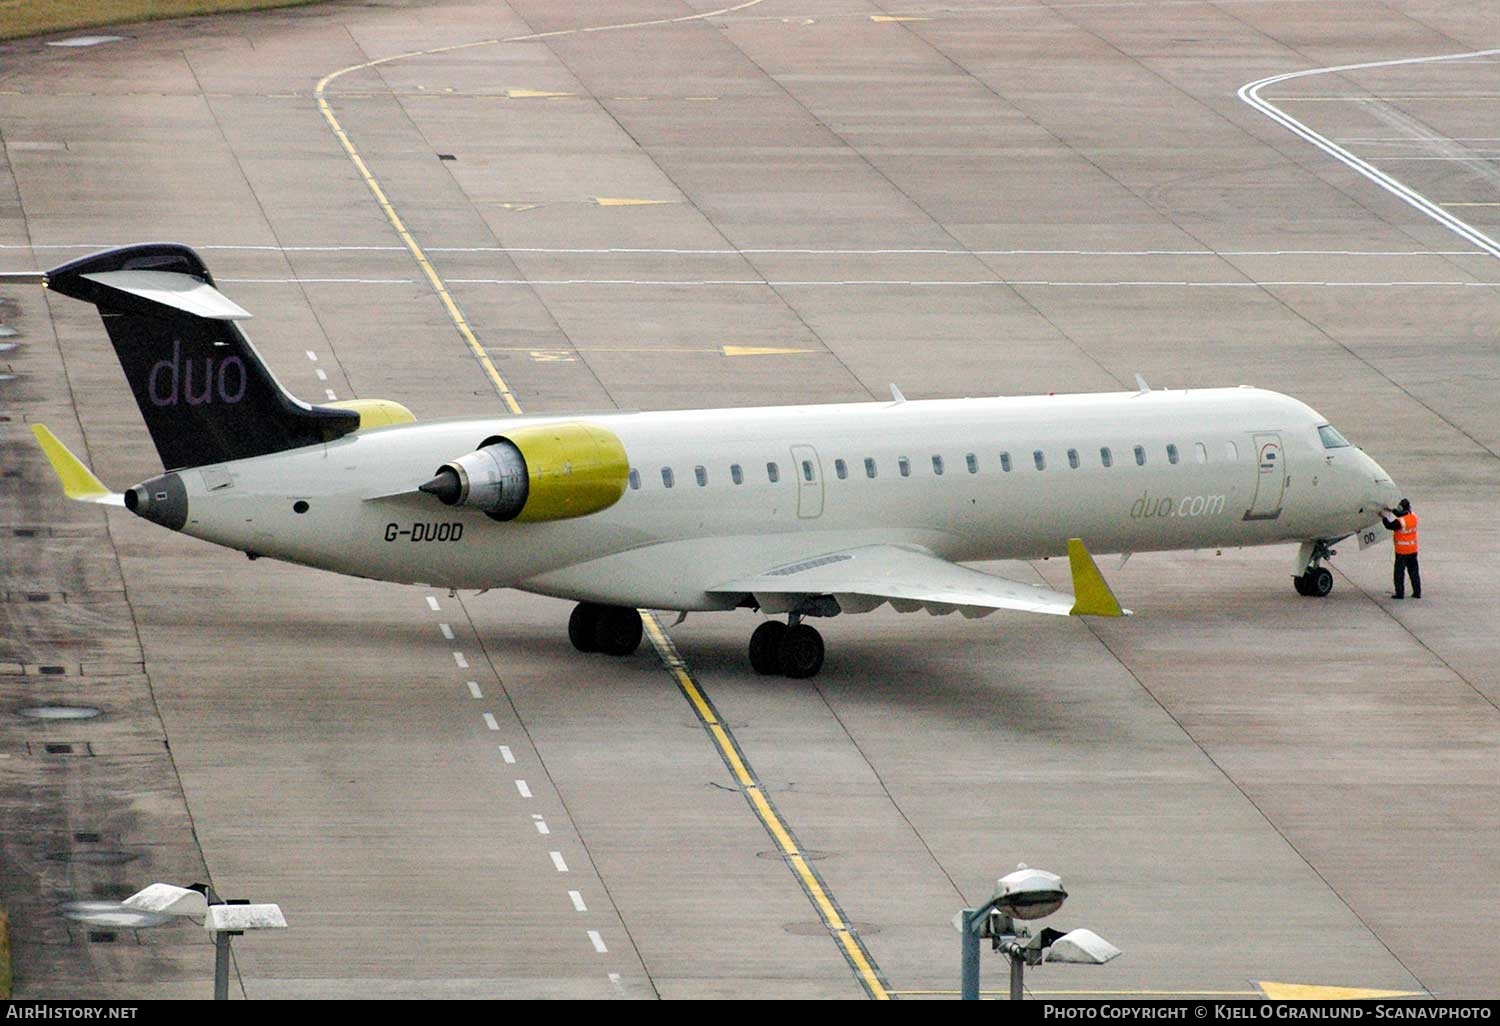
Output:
top-left (419, 422), bottom-right (629, 523)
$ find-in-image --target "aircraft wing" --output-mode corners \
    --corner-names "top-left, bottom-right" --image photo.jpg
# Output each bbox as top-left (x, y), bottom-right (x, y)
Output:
top-left (708, 539), bottom-right (1129, 619)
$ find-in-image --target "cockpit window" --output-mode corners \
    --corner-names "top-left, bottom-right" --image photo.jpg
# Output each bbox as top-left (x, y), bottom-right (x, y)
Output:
top-left (1318, 424), bottom-right (1351, 449)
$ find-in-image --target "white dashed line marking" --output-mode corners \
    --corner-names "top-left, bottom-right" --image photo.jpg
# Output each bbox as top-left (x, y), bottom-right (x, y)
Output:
top-left (305, 350), bottom-right (318, 361)
top-left (439, 623), bottom-right (455, 639)
top-left (588, 930), bottom-right (608, 953)
top-left (426, 596), bottom-right (441, 611)
top-left (534, 819), bottom-right (550, 835)
top-left (550, 851), bottom-right (569, 872)
top-left (467, 681), bottom-right (483, 699)
top-left (498, 745), bottom-right (515, 763)
top-left (453, 652), bottom-right (468, 668)
top-left (608, 973), bottom-right (624, 994)
top-left (483, 713), bottom-right (500, 731)
top-left (569, 890), bottom-right (587, 912)
top-left (324, 388), bottom-right (338, 400)
top-left (315, 367), bottom-right (328, 381)
top-left (515, 779), bottom-right (532, 798)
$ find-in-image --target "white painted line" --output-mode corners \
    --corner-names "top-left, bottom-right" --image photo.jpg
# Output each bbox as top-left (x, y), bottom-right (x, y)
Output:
top-left (550, 851), bottom-right (569, 872)
top-left (305, 350), bottom-right (318, 361)
top-left (453, 652), bottom-right (468, 668)
top-left (498, 745), bottom-right (516, 763)
top-left (569, 890), bottom-right (587, 912)
top-left (425, 596), bottom-right (441, 611)
top-left (1240, 49), bottom-right (1500, 261)
top-left (535, 819), bottom-right (550, 835)
top-left (439, 623), bottom-right (455, 639)
top-left (467, 681), bottom-right (483, 699)
top-left (324, 389), bottom-right (338, 400)
top-left (315, 367), bottom-right (328, 381)
top-left (608, 972), bottom-right (624, 994)
top-left (515, 779), bottom-right (532, 798)
top-left (588, 930), bottom-right (608, 953)
top-left (483, 712), bottom-right (500, 731)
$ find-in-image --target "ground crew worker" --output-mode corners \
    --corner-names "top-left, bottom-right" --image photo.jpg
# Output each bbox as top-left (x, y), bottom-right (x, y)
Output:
top-left (1380, 498), bottom-right (1421, 600)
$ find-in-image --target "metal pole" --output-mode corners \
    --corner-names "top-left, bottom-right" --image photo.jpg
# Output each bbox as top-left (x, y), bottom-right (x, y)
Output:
top-left (1010, 952), bottom-right (1024, 1000)
top-left (960, 908), bottom-right (981, 1000)
top-left (213, 931), bottom-right (230, 1000)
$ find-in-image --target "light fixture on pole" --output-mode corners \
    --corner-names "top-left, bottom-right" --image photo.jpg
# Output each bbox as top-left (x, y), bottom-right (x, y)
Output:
top-left (956, 864), bottom-right (1120, 1000)
top-left (123, 882), bottom-right (286, 999)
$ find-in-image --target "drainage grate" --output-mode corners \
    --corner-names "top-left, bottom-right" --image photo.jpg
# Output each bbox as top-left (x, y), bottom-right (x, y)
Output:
top-left (38, 665), bottom-right (66, 674)
top-left (27, 593), bottom-right (52, 602)
top-left (88, 932), bottom-right (116, 943)
top-left (13, 528), bottom-right (37, 537)
top-left (44, 743), bottom-right (74, 754)
top-left (74, 832), bottom-right (101, 843)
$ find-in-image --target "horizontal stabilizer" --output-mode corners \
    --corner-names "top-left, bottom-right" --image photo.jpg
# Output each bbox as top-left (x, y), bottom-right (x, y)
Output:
top-left (31, 424), bottom-right (124, 505)
top-left (80, 270), bottom-right (252, 320)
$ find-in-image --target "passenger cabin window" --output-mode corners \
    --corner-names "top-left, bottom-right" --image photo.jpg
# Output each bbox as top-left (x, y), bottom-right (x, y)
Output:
top-left (1000, 451), bottom-right (1012, 473)
top-left (865, 457), bottom-right (877, 479)
top-left (898, 456), bottom-right (911, 478)
top-left (731, 464), bottom-right (744, 485)
top-left (1166, 444), bottom-right (1179, 465)
top-left (1100, 447), bottom-right (1113, 468)
top-left (834, 458), bottom-right (848, 480)
top-left (1318, 424), bottom-right (1352, 448)
top-left (629, 468), bottom-right (641, 490)
top-left (801, 460), bottom-right (815, 483)
top-left (966, 453), bottom-right (978, 474)
top-left (1225, 441), bottom-right (1238, 462)
top-left (695, 465), bottom-right (708, 487)
top-left (1033, 450), bottom-right (1046, 471)
top-left (766, 462), bottom-right (780, 484)
top-left (932, 455), bottom-right (944, 476)
top-left (661, 467), bottom-right (675, 488)
top-left (1195, 443), bottom-right (1207, 464)
top-left (1067, 448), bottom-right (1080, 469)
top-left (1133, 445), bottom-right (1146, 466)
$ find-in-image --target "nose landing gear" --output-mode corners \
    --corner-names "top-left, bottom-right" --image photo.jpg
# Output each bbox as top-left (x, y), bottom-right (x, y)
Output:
top-left (748, 617), bottom-right (825, 679)
top-left (1293, 539), bottom-right (1337, 597)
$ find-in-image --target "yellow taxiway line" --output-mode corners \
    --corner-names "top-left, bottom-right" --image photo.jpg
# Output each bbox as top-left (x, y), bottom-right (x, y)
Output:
top-left (314, 0), bottom-right (892, 1001)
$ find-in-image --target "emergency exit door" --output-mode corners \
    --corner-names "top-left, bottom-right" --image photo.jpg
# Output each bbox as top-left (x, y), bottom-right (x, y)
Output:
top-left (790, 444), bottom-right (824, 519)
top-left (1243, 432), bottom-right (1285, 521)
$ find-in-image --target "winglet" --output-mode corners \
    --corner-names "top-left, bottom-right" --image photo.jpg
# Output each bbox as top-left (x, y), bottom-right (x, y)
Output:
top-left (30, 425), bottom-right (122, 505)
top-left (1067, 538), bottom-right (1130, 617)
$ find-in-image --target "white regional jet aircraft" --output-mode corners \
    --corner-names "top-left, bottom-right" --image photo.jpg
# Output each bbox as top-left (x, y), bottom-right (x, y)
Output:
top-left (31, 244), bottom-right (1401, 678)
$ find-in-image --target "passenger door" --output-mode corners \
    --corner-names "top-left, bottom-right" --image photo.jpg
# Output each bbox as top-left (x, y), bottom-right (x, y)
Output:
top-left (1243, 432), bottom-right (1285, 521)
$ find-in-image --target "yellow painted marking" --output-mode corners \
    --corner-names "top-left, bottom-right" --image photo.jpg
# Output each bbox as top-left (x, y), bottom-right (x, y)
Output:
top-left (31, 425), bottom-right (111, 501)
top-left (314, 0), bottom-right (889, 1001)
top-left (1257, 982), bottom-right (1422, 1000)
top-left (721, 345), bottom-right (812, 357)
top-left (593, 197), bottom-right (674, 207)
top-left (870, 14), bottom-right (930, 22)
top-left (506, 89), bottom-right (575, 99)
top-left (892, 989), bottom-right (1264, 996)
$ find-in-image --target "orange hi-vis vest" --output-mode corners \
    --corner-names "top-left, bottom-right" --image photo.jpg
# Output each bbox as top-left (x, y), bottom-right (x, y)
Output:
top-left (1394, 513), bottom-right (1419, 555)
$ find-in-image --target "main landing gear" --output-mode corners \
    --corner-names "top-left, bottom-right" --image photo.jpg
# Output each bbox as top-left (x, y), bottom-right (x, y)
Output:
top-left (748, 617), bottom-right (825, 679)
top-left (1293, 539), bottom-right (1336, 597)
top-left (568, 602), bottom-right (643, 656)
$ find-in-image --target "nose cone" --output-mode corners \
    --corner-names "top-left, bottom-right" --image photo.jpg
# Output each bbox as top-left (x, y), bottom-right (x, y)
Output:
top-left (1362, 452), bottom-right (1402, 511)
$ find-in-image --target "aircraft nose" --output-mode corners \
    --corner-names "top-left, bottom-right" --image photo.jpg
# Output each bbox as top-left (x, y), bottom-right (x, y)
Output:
top-left (1362, 452), bottom-right (1401, 509)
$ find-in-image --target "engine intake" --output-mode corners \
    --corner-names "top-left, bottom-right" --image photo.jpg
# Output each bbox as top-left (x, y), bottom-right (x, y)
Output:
top-left (419, 422), bottom-right (628, 523)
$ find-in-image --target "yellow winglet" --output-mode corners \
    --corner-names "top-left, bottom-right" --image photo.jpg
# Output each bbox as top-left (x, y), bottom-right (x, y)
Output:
top-left (1067, 538), bottom-right (1130, 617)
top-left (30, 424), bottom-right (115, 502)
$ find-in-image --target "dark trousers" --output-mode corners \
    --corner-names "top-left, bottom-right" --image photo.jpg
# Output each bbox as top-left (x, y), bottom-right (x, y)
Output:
top-left (1394, 553), bottom-right (1421, 598)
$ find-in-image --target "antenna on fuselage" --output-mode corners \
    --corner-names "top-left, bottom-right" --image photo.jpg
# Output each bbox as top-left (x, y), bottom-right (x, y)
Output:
top-left (1134, 373), bottom-right (1151, 396)
top-left (889, 384), bottom-right (906, 404)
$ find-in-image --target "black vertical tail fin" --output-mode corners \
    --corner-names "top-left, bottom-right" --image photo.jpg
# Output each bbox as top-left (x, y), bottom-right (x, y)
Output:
top-left (44, 243), bottom-right (359, 471)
